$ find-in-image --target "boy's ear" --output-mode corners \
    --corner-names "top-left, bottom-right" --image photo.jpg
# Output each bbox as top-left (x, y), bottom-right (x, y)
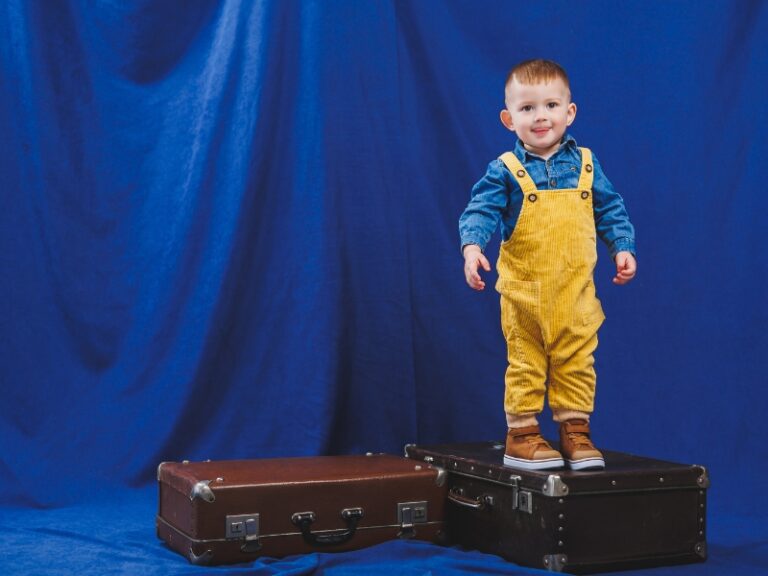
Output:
top-left (566, 102), bottom-right (577, 126)
top-left (500, 109), bottom-right (514, 131)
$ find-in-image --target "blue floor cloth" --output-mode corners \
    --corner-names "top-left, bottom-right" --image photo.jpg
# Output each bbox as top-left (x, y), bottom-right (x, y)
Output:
top-left (1, 487), bottom-right (765, 576)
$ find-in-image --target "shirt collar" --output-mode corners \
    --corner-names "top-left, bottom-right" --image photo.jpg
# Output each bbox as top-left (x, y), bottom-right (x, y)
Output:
top-left (514, 133), bottom-right (578, 161)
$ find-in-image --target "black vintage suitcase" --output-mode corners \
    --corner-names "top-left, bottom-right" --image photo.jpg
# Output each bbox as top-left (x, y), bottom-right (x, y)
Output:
top-left (405, 441), bottom-right (708, 574)
top-left (156, 453), bottom-right (447, 565)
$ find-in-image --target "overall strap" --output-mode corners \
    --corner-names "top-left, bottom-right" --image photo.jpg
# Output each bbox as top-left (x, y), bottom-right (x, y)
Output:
top-left (499, 152), bottom-right (538, 195)
top-left (577, 147), bottom-right (594, 190)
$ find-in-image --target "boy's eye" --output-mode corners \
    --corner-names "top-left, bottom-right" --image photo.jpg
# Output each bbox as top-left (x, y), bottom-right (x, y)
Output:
top-left (547, 102), bottom-right (559, 109)
top-left (520, 105), bottom-right (533, 112)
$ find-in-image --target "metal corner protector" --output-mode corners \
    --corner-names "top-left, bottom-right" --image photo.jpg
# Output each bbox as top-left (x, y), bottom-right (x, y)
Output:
top-left (543, 553), bottom-right (568, 572)
top-left (156, 461), bottom-right (170, 481)
top-left (190, 480), bottom-right (215, 503)
top-left (542, 475), bottom-right (569, 497)
top-left (695, 465), bottom-right (710, 489)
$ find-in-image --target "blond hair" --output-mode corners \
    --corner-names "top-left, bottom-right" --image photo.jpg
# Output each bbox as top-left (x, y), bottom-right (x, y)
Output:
top-left (505, 59), bottom-right (571, 99)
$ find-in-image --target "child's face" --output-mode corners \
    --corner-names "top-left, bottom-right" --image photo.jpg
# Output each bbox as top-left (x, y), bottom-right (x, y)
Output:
top-left (500, 76), bottom-right (576, 159)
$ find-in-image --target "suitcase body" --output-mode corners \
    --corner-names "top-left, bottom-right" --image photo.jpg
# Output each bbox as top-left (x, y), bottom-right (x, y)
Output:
top-left (405, 441), bottom-right (708, 574)
top-left (156, 453), bottom-right (447, 565)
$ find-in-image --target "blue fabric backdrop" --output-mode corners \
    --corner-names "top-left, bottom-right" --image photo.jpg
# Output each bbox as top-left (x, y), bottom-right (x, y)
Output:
top-left (1, 1), bottom-right (767, 574)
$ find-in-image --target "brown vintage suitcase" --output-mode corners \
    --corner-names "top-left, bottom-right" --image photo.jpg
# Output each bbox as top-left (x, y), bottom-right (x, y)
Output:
top-left (405, 441), bottom-right (709, 574)
top-left (156, 453), bottom-right (447, 565)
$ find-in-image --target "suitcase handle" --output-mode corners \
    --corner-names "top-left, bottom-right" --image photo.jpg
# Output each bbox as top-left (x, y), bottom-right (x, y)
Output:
top-left (448, 487), bottom-right (495, 510)
top-left (291, 507), bottom-right (364, 546)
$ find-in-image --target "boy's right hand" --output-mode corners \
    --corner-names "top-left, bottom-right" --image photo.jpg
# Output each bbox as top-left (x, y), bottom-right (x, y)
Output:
top-left (463, 245), bottom-right (491, 290)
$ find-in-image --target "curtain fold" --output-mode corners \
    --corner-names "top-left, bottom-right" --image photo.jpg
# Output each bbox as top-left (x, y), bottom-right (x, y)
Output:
top-left (1, 1), bottom-right (766, 516)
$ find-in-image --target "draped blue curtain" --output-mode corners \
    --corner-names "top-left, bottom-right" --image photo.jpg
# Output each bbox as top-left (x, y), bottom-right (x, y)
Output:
top-left (2, 0), bottom-right (766, 536)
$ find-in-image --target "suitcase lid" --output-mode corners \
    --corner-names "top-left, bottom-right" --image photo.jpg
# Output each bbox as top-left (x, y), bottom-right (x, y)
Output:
top-left (405, 441), bottom-right (709, 496)
top-left (158, 453), bottom-right (446, 501)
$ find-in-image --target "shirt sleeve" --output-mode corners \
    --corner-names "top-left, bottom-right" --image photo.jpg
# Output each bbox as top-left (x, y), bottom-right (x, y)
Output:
top-left (590, 153), bottom-right (636, 258)
top-left (458, 160), bottom-right (510, 253)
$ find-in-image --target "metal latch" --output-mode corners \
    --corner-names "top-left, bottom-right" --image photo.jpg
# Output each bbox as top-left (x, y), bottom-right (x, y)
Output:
top-left (518, 489), bottom-right (533, 513)
top-left (508, 474), bottom-right (533, 514)
top-left (226, 513), bottom-right (261, 553)
top-left (397, 501), bottom-right (428, 538)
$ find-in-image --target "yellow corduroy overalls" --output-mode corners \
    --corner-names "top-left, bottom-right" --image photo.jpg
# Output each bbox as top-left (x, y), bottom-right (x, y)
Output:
top-left (496, 148), bottom-right (605, 418)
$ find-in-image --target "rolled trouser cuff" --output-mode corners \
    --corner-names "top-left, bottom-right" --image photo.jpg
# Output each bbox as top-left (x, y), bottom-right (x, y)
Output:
top-left (506, 412), bottom-right (539, 428)
top-left (552, 409), bottom-right (591, 423)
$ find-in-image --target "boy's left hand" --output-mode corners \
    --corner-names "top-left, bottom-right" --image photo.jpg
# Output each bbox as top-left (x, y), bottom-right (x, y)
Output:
top-left (613, 251), bottom-right (637, 285)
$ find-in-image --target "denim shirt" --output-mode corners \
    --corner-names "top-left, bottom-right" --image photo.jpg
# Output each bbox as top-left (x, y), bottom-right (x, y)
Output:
top-left (459, 134), bottom-right (635, 259)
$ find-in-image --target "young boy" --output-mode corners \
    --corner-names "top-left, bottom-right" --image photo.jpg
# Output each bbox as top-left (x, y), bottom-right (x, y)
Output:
top-left (459, 59), bottom-right (636, 471)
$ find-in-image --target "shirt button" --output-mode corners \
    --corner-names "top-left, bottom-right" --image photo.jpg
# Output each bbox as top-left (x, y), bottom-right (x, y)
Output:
top-left (549, 179), bottom-right (556, 187)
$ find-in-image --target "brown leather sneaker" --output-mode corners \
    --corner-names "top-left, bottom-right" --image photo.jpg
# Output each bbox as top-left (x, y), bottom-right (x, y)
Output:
top-left (504, 425), bottom-right (564, 470)
top-left (559, 419), bottom-right (605, 470)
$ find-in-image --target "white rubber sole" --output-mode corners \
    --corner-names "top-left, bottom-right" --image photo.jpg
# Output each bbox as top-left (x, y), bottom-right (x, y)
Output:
top-left (567, 457), bottom-right (605, 471)
top-left (503, 455), bottom-right (565, 470)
